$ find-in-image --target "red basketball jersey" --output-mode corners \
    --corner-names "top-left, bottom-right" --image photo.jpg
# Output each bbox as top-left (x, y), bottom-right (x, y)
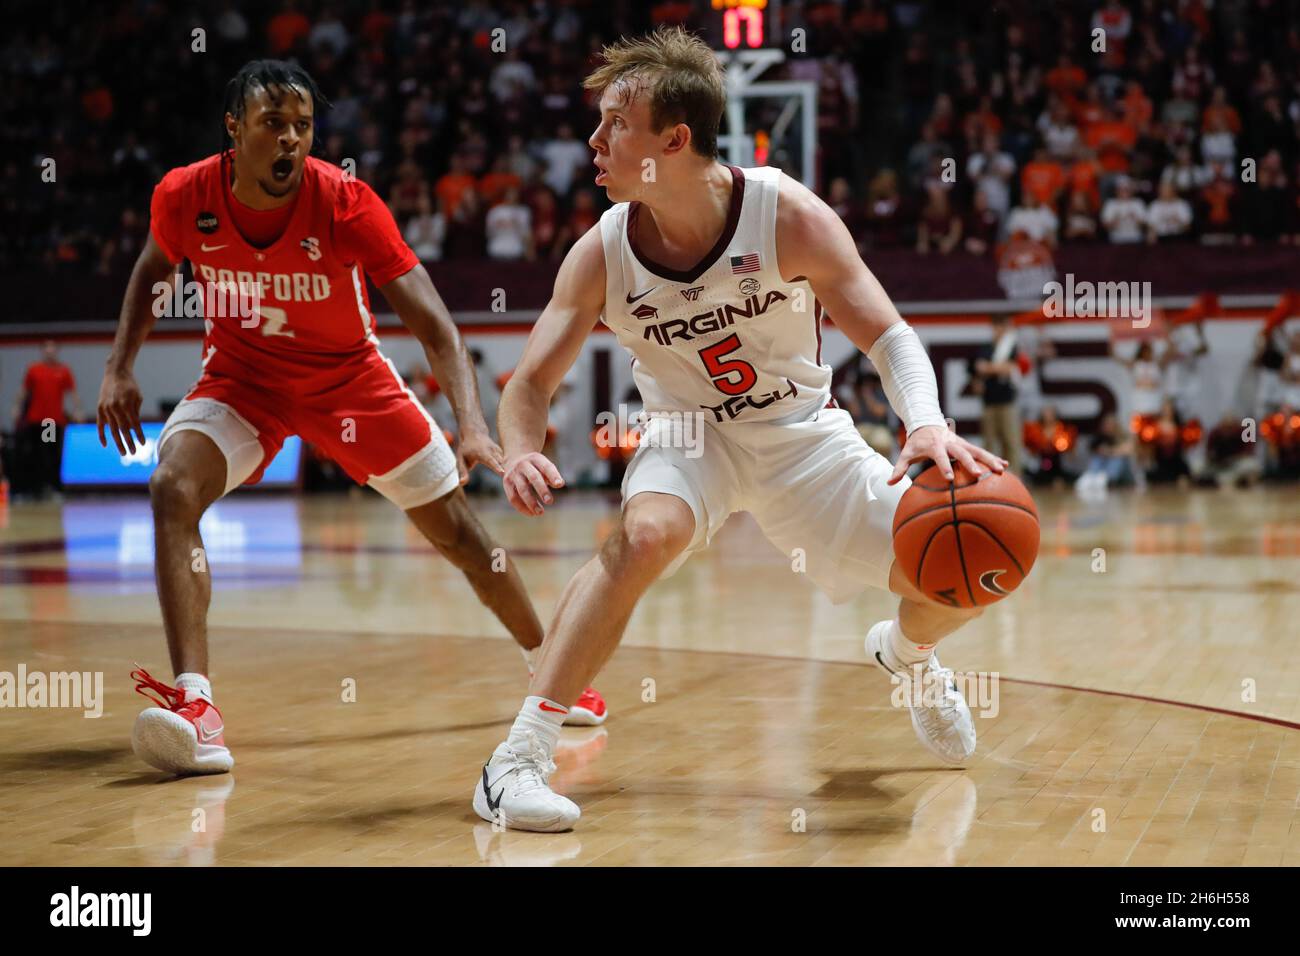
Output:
top-left (149, 151), bottom-right (418, 387)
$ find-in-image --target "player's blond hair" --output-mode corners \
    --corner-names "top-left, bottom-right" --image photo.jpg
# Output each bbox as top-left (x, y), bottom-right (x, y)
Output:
top-left (583, 26), bottom-right (726, 159)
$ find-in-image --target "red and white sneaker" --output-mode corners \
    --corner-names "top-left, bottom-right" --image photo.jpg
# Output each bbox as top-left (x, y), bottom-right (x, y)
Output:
top-left (130, 668), bottom-right (233, 775)
top-left (563, 687), bottom-right (607, 726)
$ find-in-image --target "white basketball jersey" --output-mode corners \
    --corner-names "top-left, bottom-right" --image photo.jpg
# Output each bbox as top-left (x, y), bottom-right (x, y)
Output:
top-left (598, 165), bottom-right (832, 424)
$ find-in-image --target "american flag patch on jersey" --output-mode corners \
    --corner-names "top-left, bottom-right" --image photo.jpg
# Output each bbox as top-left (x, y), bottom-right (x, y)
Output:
top-left (730, 253), bottom-right (761, 274)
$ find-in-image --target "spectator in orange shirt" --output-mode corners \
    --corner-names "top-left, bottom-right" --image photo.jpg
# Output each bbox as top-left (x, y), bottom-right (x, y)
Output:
top-left (1066, 146), bottom-right (1104, 211)
top-left (1201, 86), bottom-right (1241, 135)
top-left (1084, 106), bottom-right (1138, 173)
top-left (1120, 82), bottom-right (1153, 135)
top-left (435, 153), bottom-right (477, 220)
top-left (962, 95), bottom-right (1003, 149)
top-left (1021, 147), bottom-right (1066, 207)
top-left (267, 0), bottom-right (312, 56)
top-left (1072, 84), bottom-right (1106, 130)
top-left (1045, 54), bottom-right (1087, 104)
top-left (15, 341), bottom-right (82, 499)
top-left (477, 155), bottom-right (523, 210)
top-left (1199, 164), bottom-right (1238, 244)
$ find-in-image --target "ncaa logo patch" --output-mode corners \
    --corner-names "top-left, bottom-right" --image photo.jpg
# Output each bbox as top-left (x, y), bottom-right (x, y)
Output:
top-left (196, 211), bottom-right (219, 234)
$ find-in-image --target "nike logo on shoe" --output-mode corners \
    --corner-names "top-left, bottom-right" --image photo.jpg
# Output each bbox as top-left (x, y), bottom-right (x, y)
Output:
top-left (481, 765), bottom-right (504, 813)
top-left (874, 651), bottom-right (898, 676)
top-left (199, 723), bottom-right (224, 742)
top-left (625, 287), bottom-right (658, 303)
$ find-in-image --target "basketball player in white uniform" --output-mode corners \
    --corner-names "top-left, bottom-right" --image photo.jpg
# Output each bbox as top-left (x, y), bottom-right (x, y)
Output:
top-left (471, 27), bottom-right (1008, 831)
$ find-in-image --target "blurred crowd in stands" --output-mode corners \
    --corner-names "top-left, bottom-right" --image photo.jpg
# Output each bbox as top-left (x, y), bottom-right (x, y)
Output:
top-left (841, 296), bottom-right (1300, 493)
top-left (5, 0), bottom-right (1300, 277)
top-left (4, 0), bottom-right (1300, 498)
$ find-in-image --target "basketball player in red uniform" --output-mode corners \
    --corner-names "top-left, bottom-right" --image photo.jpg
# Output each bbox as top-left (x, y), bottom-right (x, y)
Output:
top-left (96, 61), bottom-right (605, 776)
top-left (470, 29), bottom-right (1009, 831)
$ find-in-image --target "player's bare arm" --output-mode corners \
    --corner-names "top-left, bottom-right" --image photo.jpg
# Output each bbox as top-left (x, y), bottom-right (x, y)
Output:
top-left (381, 263), bottom-right (503, 482)
top-left (774, 174), bottom-right (1007, 484)
top-left (498, 223), bottom-right (605, 517)
top-left (98, 234), bottom-right (177, 455)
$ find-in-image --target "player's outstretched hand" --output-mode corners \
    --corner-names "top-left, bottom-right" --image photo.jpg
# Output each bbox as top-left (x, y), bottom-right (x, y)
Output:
top-left (97, 369), bottom-right (145, 456)
top-left (887, 422), bottom-right (1008, 485)
top-left (456, 428), bottom-right (507, 484)
top-left (503, 451), bottom-right (564, 516)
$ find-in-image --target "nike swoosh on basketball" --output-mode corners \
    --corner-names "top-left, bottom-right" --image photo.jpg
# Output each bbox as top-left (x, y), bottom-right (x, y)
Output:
top-left (481, 766), bottom-right (504, 813)
top-left (626, 287), bottom-right (658, 303)
top-left (979, 569), bottom-right (1010, 595)
top-left (200, 243), bottom-right (228, 252)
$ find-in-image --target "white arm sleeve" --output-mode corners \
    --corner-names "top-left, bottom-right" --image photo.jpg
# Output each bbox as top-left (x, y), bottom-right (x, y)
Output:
top-left (866, 321), bottom-right (947, 437)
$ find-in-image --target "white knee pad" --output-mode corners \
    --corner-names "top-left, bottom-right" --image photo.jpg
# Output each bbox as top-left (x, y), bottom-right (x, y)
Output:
top-left (158, 398), bottom-right (264, 496)
top-left (367, 438), bottom-right (460, 510)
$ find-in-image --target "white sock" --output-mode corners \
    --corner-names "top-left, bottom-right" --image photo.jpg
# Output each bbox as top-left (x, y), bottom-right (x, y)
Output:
top-left (175, 672), bottom-right (212, 703)
top-left (504, 695), bottom-right (567, 755)
top-left (887, 619), bottom-right (935, 668)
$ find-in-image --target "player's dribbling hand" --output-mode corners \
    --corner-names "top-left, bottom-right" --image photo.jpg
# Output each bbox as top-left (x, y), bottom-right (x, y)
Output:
top-left (887, 422), bottom-right (1009, 485)
top-left (97, 369), bottom-right (146, 455)
top-left (502, 451), bottom-right (564, 516)
top-left (456, 428), bottom-right (506, 484)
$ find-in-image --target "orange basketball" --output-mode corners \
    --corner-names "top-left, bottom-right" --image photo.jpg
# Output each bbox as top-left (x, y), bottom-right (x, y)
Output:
top-left (891, 462), bottom-right (1039, 608)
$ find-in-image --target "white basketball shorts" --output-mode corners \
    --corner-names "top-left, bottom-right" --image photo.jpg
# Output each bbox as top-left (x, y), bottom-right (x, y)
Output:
top-left (621, 407), bottom-right (910, 603)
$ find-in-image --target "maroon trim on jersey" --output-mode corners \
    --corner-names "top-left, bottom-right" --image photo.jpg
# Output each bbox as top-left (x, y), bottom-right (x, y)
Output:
top-left (814, 295), bottom-right (824, 364)
top-left (625, 165), bottom-right (745, 284)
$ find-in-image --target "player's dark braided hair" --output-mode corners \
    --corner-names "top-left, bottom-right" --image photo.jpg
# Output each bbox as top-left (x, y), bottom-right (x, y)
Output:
top-left (221, 59), bottom-right (330, 149)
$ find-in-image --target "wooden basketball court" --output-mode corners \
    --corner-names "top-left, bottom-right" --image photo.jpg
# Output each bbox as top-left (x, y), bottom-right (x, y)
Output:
top-left (2, 486), bottom-right (1298, 866)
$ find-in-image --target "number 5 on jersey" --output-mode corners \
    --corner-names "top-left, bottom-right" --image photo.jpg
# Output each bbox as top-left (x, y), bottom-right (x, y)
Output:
top-left (698, 333), bottom-right (756, 395)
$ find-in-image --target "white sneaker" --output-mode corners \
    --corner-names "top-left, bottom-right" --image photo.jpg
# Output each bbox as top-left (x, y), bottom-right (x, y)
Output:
top-left (866, 621), bottom-right (977, 766)
top-left (130, 668), bottom-right (233, 775)
top-left (472, 734), bottom-right (581, 832)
